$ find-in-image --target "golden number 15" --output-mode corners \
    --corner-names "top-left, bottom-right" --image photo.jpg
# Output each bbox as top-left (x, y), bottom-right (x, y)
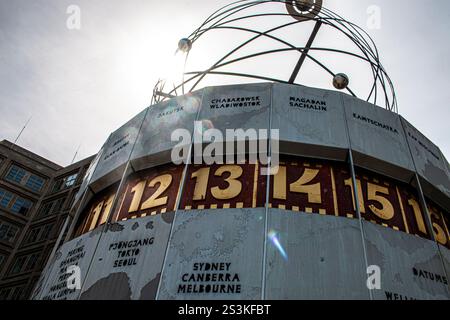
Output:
top-left (344, 179), bottom-right (394, 220)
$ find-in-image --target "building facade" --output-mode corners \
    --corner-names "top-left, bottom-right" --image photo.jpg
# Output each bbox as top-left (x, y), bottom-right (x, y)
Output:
top-left (0, 140), bottom-right (93, 300)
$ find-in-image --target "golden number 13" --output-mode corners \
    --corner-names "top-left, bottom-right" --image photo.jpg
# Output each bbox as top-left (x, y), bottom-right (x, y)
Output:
top-left (128, 174), bottom-right (173, 213)
top-left (191, 165), bottom-right (243, 201)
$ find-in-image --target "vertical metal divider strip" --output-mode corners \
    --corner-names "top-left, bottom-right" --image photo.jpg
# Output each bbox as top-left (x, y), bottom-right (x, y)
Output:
top-left (399, 119), bottom-right (450, 297)
top-left (155, 89), bottom-right (205, 300)
top-left (340, 94), bottom-right (373, 300)
top-left (65, 146), bottom-right (107, 242)
top-left (76, 107), bottom-right (150, 300)
top-left (261, 83), bottom-right (273, 300)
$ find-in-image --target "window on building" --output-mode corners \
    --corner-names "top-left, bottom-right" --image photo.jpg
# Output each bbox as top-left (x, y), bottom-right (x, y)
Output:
top-left (26, 227), bottom-right (41, 244)
top-left (0, 189), bottom-right (33, 216)
top-left (5, 165), bottom-right (26, 184)
top-left (10, 197), bottom-right (32, 216)
top-left (39, 249), bottom-right (52, 269)
top-left (65, 174), bottom-right (78, 188)
top-left (37, 197), bottom-right (66, 219)
top-left (9, 253), bottom-right (40, 275)
top-left (0, 223), bottom-right (19, 243)
top-left (24, 253), bottom-right (40, 271)
top-left (10, 256), bottom-right (27, 274)
top-left (0, 288), bottom-right (12, 300)
top-left (5, 165), bottom-right (46, 193)
top-left (40, 224), bottom-right (54, 241)
top-left (10, 286), bottom-right (25, 300)
top-left (25, 175), bottom-right (45, 192)
top-left (52, 173), bottom-right (79, 193)
top-left (0, 188), bottom-right (13, 209)
top-left (38, 202), bottom-right (53, 218)
top-left (52, 197), bottom-right (66, 214)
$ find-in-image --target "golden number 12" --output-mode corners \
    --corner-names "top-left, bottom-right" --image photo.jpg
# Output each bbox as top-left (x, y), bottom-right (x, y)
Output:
top-left (128, 174), bottom-right (173, 213)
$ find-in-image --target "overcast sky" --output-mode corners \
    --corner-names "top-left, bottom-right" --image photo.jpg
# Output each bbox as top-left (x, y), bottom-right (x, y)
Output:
top-left (0, 0), bottom-right (449, 166)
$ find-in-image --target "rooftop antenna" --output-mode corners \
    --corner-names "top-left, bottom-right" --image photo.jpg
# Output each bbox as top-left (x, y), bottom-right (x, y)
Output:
top-left (12, 116), bottom-right (32, 149)
top-left (71, 143), bottom-right (82, 165)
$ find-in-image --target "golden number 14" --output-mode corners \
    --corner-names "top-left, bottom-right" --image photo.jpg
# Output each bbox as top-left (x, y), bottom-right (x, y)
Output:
top-left (273, 166), bottom-right (322, 204)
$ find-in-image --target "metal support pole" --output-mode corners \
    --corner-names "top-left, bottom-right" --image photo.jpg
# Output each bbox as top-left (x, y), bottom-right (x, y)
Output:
top-left (289, 20), bottom-right (322, 83)
top-left (348, 150), bottom-right (374, 300)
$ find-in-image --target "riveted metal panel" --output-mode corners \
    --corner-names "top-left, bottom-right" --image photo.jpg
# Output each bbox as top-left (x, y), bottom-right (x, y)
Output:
top-left (38, 231), bottom-right (102, 300)
top-left (79, 213), bottom-right (174, 300)
top-left (157, 208), bottom-right (265, 300)
top-left (343, 95), bottom-right (414, 182)
top-left (363, 221), bottom-right (449, 300)
top-left (272, 84), bottom-right (349, 160)
top-left (265, 210), bottom-right (369, 299)
top-left (198, 83), bottom-right (271, 137)
top-left (89, 108), bottom-right (148, 193)
top-left (131, 92), bottom-right (203, 171)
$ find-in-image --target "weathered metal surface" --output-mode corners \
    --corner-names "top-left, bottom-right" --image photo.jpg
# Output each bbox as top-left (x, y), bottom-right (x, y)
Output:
top-left (272, 84), bottom-right (348, 160)
top-left (401, 117), bottom-right (450, 210)
top-left (157, 208), bottom-right (265, 300)
top-left (265, 210), bottom-right (369, 299)
top-left (198, 83), bottom-right (271, 138)
top-left (79, 213), bottom-right (174, 300)
top-left (38, 231), bottom-right (102, 300)
top-left (73, 147), bottom-right (105, 206)
top-left (438, 245), bottom-right (450, 291)
top-left (36, 83), bottom-right (450, 300)
top-left (343, 95), bottom-right (414, 183)
top-left (363, 221), bottom-right (449, 300)
top-left (89, 108), bottom-right (148, 193)
top-left (131, 91), bottom-right (203, 171)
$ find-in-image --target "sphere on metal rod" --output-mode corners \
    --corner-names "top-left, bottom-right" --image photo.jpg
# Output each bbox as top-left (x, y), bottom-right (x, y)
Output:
top-left (178, 38), bottom-right (192, 53)
top-left (333, 73), bottom-right (349, 90)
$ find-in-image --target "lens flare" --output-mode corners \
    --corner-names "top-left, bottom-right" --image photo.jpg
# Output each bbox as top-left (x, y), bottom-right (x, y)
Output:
top-left (268, 230), bottom-right (288, 261)
top-left (195, 119), bottom-right (214, 136)
top-left (181, 95), bottom-right (201, 114)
